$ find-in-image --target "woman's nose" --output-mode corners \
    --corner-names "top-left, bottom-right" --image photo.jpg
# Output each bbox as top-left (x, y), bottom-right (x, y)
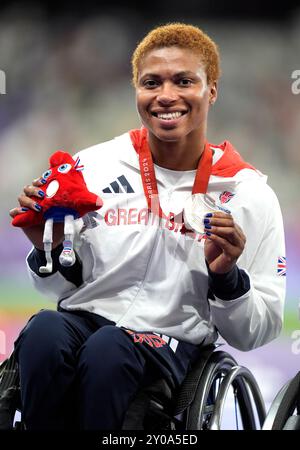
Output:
top-left (156, 82), bottom-right (178, 105)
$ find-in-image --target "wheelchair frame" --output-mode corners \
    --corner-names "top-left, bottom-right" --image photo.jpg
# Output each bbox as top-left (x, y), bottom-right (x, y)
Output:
top-left (0, 351), bottom-right (21, 430)
top-left (0, 346), bottom-right (266, 430)
top-left (262, 371), bottom-right (300, 430)
top-left (123, 346), bottom-right (266, 430)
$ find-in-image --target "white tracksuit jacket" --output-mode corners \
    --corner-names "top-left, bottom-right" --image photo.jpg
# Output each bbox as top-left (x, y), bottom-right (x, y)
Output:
top-left (26, 131), bottom-right (286, 351)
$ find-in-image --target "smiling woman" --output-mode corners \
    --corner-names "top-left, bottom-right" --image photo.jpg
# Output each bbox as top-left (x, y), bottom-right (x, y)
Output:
top-left (135, 47), bottom-right (217, 169)
top-left (8, 22), bottom-right (286, 430)
top-left (133, 23), bottom-right (220, 170)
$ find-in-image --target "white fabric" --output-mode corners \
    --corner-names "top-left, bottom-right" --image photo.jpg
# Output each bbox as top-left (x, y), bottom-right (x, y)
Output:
top-left (26, 132), bottom-right (286, 350)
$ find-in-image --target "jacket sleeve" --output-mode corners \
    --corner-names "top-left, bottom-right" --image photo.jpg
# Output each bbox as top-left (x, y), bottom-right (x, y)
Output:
top-left (26, 244), bottom-right (83, 301)
top-left (208, 180), bottom-right (286, 351)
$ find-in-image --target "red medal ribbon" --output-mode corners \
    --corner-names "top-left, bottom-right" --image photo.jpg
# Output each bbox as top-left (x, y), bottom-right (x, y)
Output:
top-left (132, 128), bottom-right (212, 219)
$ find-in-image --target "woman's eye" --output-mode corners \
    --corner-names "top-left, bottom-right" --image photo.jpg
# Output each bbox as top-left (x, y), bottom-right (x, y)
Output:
top-left (143, 80), bottom-right (158, 88)
top-left (42, 169), bottom-right (52, 179)
top-left (179, 79), bottom-right (192, 86)
top-left (58, 163), bottom-right (72, 174)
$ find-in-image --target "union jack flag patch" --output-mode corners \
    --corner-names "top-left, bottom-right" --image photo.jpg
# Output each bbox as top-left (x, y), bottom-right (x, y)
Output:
top-left (277, 256), bottom-right (286, 276)
top-left (219, 191), bottom-right (235, 204)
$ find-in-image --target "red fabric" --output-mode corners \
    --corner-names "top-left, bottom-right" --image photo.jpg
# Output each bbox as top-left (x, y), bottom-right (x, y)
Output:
top-left (129, 127), bottom-right (256, 177)
top-left (211, 140), bottom-right (256, 177)
top-left (12, 151), bottom-right (102, 228)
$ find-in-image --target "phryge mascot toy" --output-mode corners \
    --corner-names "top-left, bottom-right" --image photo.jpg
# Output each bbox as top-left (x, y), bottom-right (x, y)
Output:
top-left (12, 151), bottom-right (102, 273)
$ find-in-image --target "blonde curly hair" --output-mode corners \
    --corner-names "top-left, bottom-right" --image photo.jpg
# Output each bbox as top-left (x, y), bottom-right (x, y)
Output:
top-left (131, 22), bottom-right (221, 87)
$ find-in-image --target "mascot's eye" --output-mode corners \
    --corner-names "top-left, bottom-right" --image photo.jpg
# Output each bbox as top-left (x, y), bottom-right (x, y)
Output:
top-left (58, 163), bottom-right (72, 174)
top-left (42, 169), bottom-right (52, 179)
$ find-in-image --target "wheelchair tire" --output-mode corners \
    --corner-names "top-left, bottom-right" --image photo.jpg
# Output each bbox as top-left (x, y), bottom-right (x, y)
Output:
top-left (186, 350), bottom-right (265, 430)
top-left (0, 353), bottom-right (21, 430)
top-left (262, 371), bottom-right (300, 430)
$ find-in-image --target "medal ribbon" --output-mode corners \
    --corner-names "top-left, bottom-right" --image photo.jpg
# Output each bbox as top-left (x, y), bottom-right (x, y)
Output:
top-left (137, 131), bottom-right (213, 219)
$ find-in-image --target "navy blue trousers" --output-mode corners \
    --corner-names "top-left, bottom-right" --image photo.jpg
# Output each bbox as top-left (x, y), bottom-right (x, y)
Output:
top-left (14, 309), bottom-right (203, 430)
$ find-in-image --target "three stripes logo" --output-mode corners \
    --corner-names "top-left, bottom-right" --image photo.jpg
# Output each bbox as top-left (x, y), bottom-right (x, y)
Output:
top-left (102, 175), bottom-right (134, 194)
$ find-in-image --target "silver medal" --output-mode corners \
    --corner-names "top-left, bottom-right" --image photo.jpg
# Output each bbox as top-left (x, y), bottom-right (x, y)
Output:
top-left (183, 193), bottom-right (231, 233)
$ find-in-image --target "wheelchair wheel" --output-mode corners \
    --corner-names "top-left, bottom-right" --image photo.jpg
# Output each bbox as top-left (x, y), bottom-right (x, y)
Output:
top-left (0, 352), bottom-right (22, 430)
top-left (262, 371), bottom-right (300, 430)
top-left (186, 350), bottom-right (266, 430)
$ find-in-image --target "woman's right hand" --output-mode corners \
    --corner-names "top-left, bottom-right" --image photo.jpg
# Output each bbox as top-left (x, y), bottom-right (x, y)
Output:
top-left (9, 177), bottom-right (64, 250)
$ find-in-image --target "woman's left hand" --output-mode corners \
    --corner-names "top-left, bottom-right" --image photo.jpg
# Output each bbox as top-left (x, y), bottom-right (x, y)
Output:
top-left (204, 212), bottom-right (246, 274)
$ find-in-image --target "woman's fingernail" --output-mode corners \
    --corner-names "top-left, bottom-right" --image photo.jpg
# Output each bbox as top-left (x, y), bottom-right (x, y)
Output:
top-left (205, 231), bottom-right (211, 236)
top-left (40, 178), bottom-right (47, 184)
top-left (205, 224), bottom-right (212, 229)
top-left (21, 207), bottom-right (29, 212)
top-left (38, 190), bottom-right (45, 198)
top-left (205, 213), bottom-right (213, 218)
top-left (34, 203), bottom-right (42, 212)
top-left (203, 218), bottom-right (210, 224)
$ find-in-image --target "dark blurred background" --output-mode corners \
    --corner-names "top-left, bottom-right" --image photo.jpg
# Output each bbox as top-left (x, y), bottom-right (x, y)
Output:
top-left (0, 0), bottom-right (299, 421)
top-left (0, 0), bottom-right (298, 19)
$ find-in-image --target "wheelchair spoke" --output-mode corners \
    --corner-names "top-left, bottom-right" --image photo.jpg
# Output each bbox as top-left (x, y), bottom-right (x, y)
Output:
top-left (234, 387), bottom-right (240, 430)
top-left (185, 351), bottom-right (265, 430)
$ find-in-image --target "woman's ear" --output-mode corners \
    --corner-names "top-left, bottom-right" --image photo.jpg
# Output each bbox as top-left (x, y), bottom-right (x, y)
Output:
top-left (209, 81), bottom-right (218, 105)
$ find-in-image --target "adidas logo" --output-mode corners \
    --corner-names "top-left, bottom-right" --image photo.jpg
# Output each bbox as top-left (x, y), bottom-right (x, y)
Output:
top-left (102, 175), bottom-right (134, 194)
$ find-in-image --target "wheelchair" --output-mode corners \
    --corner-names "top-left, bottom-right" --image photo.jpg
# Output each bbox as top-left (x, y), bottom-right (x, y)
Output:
top-left (0, 344), bottom-right (266, 430)
top-left (262, 371), bottom-right (300, 430)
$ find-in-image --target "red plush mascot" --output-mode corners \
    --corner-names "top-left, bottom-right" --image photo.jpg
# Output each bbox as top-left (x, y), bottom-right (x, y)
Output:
top-left (12, 151), bottom-right (102, 273)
